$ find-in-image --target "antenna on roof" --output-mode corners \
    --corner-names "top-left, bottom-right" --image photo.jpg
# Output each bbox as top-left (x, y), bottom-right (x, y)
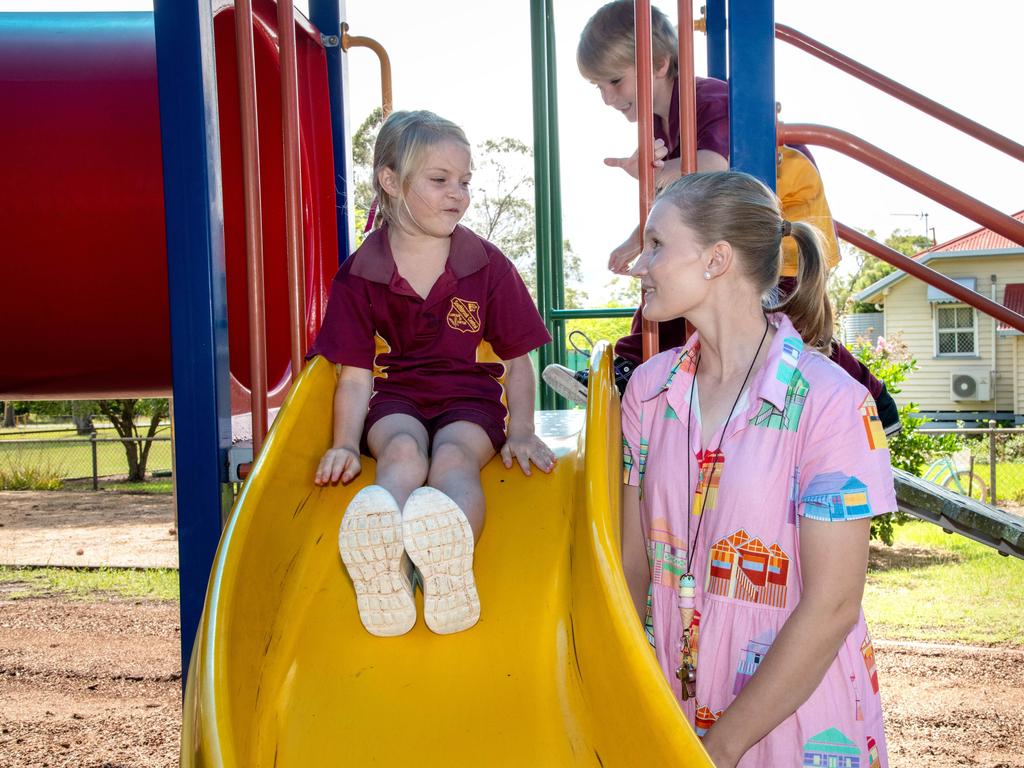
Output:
top-left (891, 211), bottom-right (934, 243)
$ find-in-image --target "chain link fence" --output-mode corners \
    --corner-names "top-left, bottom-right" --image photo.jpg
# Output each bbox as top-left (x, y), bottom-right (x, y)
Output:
top-left (920, 424), bottom-right (1024, 506)
top-left (0, 428), bottom-right (172, 490)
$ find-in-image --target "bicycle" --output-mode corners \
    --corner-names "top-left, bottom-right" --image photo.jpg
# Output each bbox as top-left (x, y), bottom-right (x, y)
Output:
top-left (922, 450), bottom-right (988, 503)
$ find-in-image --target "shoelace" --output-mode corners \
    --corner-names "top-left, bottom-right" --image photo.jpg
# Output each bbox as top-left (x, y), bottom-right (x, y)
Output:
top-left (568, 329), bottom-right (595, 360)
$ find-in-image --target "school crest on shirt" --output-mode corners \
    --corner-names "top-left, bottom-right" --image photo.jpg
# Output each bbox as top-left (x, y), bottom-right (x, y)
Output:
top-left (447, 296), bottom-right (481, 333)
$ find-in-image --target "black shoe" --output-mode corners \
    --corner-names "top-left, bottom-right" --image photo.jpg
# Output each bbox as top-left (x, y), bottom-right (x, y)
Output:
top-left (542, 356), bottom-right (637, 404)
top-left (875, 384), bottom-right (902, 437)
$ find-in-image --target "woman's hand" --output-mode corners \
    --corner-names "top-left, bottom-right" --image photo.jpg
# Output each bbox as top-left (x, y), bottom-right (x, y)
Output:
top-left (500, 429), bottom-right (556, 476)
top-left (315, 446), bottom-right (362, 485)
top-left (604, 138), bottom-right (668, 180)
top-left (608, 228), bottom-right (642, 274)
top-left (701, 727), bottom-right (740, 768)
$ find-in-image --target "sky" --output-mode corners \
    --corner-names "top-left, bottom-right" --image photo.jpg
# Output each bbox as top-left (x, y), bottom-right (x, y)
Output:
top-left (6, 0), bottom-right (1023, 297)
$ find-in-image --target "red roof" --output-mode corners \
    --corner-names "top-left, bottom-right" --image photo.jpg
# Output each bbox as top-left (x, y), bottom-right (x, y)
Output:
top-left (917, 210), bottom-right (1024, 256)
top-left (997, 282), bottom-right (1024, 333)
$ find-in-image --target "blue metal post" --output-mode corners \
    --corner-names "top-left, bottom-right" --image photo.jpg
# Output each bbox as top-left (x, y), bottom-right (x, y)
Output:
top-left (706, 0), bottom-right (727, 81)
top-left (152, 0), bottom-right (234, 683)
top-left (726, 0), bottom-right (775, 189)
top-left (309, 0), bottom-right (352, 264)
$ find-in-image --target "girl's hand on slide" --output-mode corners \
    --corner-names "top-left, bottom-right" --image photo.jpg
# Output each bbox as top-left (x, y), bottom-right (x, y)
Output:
top-left (501, 432), bottom-right (557, 477)
top-left (314, 446), bottom-right (362, 486)
top-left (604, 138), bottom-right (668, 179)
top-left (608, 235), bottom-right (642, 274)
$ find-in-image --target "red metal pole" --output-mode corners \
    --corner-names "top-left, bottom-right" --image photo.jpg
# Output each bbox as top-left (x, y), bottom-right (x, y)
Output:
top-left (780, 123), bottom-right (1024, 249)
top-left (836, 222), bottom-right (1024, 334)
top-left (775, 24), bottom-right (1024, 164)
top-left (677, 0), bottom-right (697, 176)
top-left (235, 0), bottom-right (268, 456)
top-left (277, 0), bottom-right (307, 380)
top-left (635, 0), bottom-right (658, 361)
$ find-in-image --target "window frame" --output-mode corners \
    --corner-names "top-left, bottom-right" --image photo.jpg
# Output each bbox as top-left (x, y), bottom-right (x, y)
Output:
top-left (934, 302), bottom-right (979, 357)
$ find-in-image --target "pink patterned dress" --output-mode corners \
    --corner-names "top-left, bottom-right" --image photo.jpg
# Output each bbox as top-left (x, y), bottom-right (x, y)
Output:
top-left (621, 313), bottom-right (895, 767)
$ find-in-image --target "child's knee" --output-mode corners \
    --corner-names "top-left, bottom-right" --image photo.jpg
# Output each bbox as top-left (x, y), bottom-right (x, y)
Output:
top-left (379, 431), bottom-right (428, 471)
top-left (428, 440), bottom-right (475, 480)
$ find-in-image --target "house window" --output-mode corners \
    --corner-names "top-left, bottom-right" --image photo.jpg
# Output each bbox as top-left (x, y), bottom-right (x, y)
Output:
top-left (935, 304), bottom-right (976, 355)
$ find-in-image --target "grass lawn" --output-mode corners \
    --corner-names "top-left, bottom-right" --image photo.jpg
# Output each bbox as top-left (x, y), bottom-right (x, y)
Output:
top-left (0, 433), bottom-right (172, 481)
top-left (864, 520), bottom-right (1024, 646)
top-left (0, 566), bottom-right (179, 601)
top-left (971, 462), bottom-right (1024, 503)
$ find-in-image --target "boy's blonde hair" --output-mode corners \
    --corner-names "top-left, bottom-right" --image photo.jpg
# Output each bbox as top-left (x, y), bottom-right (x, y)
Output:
top-left (659, 171), bottom-right (834, 351)
top-left (577, 0), bottom-right (678, 82)
top-left (372, 110), bottom-right (471, 227)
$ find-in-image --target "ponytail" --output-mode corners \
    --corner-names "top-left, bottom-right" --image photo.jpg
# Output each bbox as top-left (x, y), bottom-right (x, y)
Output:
top-left (769, 221), bottom-right (833, 352)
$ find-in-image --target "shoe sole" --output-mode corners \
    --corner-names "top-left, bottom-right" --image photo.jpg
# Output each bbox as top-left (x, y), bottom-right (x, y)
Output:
top-left (541, 366), bottom-right (587, 406)
top-left (403, 487), bottom-right (480, 635)
top-left (883, 421), bottom-right (902, 437)
top-left (338, 486), bottom-right (416, 637)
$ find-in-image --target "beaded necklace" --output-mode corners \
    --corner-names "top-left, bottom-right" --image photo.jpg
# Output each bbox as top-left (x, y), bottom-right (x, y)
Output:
top-left (676, 316), bottom-right (770, 700)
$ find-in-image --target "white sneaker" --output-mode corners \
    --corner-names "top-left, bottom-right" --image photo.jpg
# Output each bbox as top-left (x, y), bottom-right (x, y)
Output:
top-left (402, 487), bottom-right (480, 635)
top-left (542, 363), bottom-right (587, 406)
top-left (338, 485), bottom-right (416, 637)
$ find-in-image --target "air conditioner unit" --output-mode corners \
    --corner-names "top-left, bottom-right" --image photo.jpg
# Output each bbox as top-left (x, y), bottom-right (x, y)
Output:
top-left (950, 369), bottom-right (992, 401)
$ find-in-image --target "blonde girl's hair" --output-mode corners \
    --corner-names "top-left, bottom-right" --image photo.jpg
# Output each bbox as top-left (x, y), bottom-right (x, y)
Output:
top-left (577, 0), bottom-right (679, 82)
top-left (372, 110), bottom-right (471, 228)
top-left (659, 171), bottom-right (834, 351)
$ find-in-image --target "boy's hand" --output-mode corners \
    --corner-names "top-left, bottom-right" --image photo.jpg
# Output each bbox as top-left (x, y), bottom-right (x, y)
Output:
top-left (608, 231), bottom-right (642, 274)
top-left (604, 138), bottom-right (668, 180)
top-left (500, 431), bottom-right (556, 477)
top-left (315, 446), bottom-right (362, 486)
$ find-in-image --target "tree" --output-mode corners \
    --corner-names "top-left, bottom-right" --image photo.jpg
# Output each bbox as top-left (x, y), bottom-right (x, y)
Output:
top-left (94, 399), bottom-right (169, 482)
top-left (830, 228), bottom-right (934, 317)
top-left (2, 402), bottom-right (13, 428)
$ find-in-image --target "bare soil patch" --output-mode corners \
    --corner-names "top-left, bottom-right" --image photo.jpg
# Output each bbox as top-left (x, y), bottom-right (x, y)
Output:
top-left (0, 491), bottom-right (177, 569)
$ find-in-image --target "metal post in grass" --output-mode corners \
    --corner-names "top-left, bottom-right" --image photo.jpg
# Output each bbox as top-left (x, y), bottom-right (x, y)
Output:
top-left (90, 430), bottom-right (99, 491)
top-left (989, 420), bottom-right (997, 503)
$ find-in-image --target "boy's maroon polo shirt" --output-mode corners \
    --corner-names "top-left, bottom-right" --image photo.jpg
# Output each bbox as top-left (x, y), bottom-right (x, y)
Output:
top-left (656, 77), bottom-right (815, 166)
top-left (310, 224), bottom-right (550, 419)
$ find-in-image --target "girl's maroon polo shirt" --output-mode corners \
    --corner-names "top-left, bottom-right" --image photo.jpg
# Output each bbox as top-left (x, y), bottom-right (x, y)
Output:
top-left (310, 224), bottom-right (550, 418)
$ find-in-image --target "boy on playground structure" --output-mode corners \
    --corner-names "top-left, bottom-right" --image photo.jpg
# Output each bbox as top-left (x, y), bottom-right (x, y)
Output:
top-left (543, 0), bottom-right (900, 436)
top-left (310, 110), bottom-right (555, 637)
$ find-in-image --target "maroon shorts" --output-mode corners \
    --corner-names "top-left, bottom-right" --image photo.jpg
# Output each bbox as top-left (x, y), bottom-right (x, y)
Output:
top-left (361, 396), bottom-right (507, 456)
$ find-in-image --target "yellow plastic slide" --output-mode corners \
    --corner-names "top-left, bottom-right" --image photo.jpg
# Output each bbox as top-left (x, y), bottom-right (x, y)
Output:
top-left (181, 345), bottom-right (712, 766)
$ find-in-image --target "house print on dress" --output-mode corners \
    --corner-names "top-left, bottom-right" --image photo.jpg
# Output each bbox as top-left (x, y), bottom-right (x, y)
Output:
top-left (801, 472), bottom-right (872, 521)
top-left (775, 333), bottom-right (804, 383)
top-left (706, 529), bottom-right (790, 608)
top-left (750, 369), bottom-right (809, 431)
top-left (866, 736), bottom-right (879, 766)
top-left (622, 437), bottom-right (634, 484)
top-left (788, 468), bottom-right (800, 525)
top-left (861, 634), bottom-right (879, 694)
top-left (733, 629), bottom-right (775, 694)
top-left (859, 395), bottom-right (888, 451)
top-left (694, 702), bottom-right (723, 737)
top-left (692, 449), bottom-right (724, 514)
top-left (802, 727), bottom-right (862, 767)
top-left (648, 517), bottom-right (688, 589)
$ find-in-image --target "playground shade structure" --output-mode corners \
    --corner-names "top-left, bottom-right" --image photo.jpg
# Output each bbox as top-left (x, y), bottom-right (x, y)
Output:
top-left (181, 348), bottom-right (712, 766)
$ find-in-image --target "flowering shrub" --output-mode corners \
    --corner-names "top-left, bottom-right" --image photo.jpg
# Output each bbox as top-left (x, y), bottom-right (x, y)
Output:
top-left (851, 333), bottom-right (962, 545)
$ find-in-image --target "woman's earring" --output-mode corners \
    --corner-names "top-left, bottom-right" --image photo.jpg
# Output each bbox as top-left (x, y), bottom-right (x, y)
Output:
top-left (703, 271), bottom-right (711, 280)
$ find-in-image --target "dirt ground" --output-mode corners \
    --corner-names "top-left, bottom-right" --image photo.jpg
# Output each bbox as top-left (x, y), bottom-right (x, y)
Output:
top-left (1, 491), bottom-right (1023, 767)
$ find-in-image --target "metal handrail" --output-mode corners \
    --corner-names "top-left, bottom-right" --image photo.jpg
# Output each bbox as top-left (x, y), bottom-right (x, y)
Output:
top-left (235, 0), bottom-right (269, 456)
top-left (635, 0), bottom-right (659, 361)
top-left (277, 0), bottom-right (308, 378)
top-left (551, 308), bottom-right (637, 320)
top-left (775, 24), bottom-right (1024, 164)
top-left (836, 222), bottom-right (1024, 334)
top-left (780, 123), bottom-right (1024, 250)
top-left (340, 23), bottom-right (393, 116)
